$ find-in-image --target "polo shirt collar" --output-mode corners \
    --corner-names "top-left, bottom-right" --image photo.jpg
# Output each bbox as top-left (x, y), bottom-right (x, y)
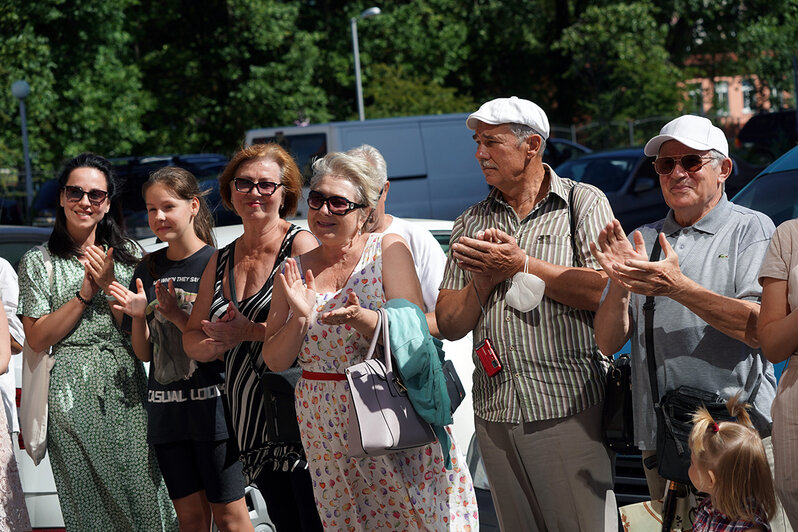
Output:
top-left (662, 193), bottom-right (731, 236)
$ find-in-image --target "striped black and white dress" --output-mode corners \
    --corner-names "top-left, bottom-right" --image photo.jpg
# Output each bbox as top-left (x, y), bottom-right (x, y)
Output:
top-left (209, 224), bottom-right (305, 484)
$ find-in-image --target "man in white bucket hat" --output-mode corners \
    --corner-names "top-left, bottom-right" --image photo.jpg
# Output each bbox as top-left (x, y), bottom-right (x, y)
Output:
top-left (592, 115), bottom-right (791, 529)
top-left (436, 97), bottom-right (616, 530)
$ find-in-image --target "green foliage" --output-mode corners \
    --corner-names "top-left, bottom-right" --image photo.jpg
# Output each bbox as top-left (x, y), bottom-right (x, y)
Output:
top-left (364, 64), bottom-right (476, 118)
top-left (1, 0), bottom-right (150, 180)
top-left (2, 0), bottom-right (798, 192)
top-left (553, 2), bottom-right (683, 147)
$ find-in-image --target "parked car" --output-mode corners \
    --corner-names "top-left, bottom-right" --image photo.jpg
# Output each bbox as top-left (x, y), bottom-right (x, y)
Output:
top-left (736, 109), bottom-right (798, 164)
top-left (31, 154), bottom-right (234, 238)
top-left (732, 144), bottom-right (798, 228)
top-left (555, 148), bottom-right (763, 233)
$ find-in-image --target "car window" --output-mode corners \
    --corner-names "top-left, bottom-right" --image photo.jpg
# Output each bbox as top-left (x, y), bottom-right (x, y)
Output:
top-left (732, 169), bottom-right (798, 227)
top-left (557, 157), bottom-right (637, 192)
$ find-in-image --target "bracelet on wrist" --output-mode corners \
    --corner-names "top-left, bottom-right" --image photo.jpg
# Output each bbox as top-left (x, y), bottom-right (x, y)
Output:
top-left (75, 291), bottom-right (92, 306)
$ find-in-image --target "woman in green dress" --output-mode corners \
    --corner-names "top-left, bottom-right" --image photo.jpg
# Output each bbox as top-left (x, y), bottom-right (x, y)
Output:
top-left (18, 153), bottom-right (177, 531)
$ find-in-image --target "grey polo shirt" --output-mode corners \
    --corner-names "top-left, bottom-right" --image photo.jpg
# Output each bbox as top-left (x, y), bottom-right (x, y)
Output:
top-left (627, 195), bottom-right (777, 450)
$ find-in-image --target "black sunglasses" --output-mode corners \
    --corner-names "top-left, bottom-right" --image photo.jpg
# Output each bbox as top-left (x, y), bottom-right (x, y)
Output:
top-left (233, 178), bottom-right (283, 196)
top-left (653, 154), bottom-right (713, 175)
top-left (307, 190), bottom-right (365, 215)
top-left (63, 185), bottom-right (108, 206)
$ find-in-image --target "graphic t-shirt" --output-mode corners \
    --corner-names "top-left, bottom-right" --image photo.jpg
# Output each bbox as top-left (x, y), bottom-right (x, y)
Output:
top-left (124, 245), bottom-right (227, 444)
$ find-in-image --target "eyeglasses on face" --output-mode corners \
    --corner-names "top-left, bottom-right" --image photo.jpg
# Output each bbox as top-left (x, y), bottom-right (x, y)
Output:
top-left (233, 178), bottom-right (283, 196)
top-left (653, 154), bottom-right (714, 175)
top-left (63, 185), bottom-right (108, 205)
top-left (307, 190), bottom-right (365, 215)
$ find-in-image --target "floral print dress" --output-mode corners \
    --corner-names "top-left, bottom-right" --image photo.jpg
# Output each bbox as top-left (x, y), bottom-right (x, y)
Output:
top-left (294, 234), bottom-right (478, 531)
top-left (17, 245), bottom-right (177, 532)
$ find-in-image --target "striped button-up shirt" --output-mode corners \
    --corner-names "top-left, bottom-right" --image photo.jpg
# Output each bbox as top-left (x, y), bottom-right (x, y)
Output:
top-left (440, 166), bottom-right (614, 423)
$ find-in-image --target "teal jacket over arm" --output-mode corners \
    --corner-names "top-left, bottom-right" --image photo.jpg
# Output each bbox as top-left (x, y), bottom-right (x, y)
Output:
top-left (384, 298), bottom-right (453, 467)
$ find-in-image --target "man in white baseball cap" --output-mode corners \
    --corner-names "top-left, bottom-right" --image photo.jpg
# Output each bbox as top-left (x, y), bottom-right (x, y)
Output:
top-left (436, 97), bottom-right (616, 530)
top-left (592, 115), bottom-right (790, 529)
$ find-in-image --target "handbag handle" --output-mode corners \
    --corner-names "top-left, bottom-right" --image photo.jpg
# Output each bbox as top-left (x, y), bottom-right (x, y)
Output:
top-left (364, 308), bottom-right (392, 372)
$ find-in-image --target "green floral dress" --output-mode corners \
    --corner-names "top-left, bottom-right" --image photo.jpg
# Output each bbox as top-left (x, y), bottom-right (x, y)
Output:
top-left (17, 245), bottom-right (177, 532)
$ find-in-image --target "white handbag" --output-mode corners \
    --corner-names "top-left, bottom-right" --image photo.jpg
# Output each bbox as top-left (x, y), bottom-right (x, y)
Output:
top-left (345, 308), bottom-right (436, 457)
top-left (20, 245), bottom-right (54, 466)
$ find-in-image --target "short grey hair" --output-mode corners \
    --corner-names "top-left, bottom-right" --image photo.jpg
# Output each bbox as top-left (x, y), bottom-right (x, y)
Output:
top-left (508, 123), bottom-right (547, 152)
top-left (310, 151), bottom-right (382, 208)
top-left (346, 144), bottom-right (388, 190)
top-left (708, 149), bottom-right (727, 169)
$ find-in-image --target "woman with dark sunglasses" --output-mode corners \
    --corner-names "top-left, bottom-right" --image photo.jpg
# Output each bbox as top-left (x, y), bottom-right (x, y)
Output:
top-left (17, 152), bottom-right (177, 531)
top-left (183, 144), bottom-right (321, 532)
top-left (262, 151), bottom-right (478, 531)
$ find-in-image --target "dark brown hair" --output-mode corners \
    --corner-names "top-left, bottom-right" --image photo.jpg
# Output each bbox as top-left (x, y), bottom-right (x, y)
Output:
top-left (218, 144), bottom-right (302, 218)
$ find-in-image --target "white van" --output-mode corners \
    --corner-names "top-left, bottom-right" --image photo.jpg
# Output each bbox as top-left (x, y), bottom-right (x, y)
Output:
top-left (245, 113), bottom-right (489, 220)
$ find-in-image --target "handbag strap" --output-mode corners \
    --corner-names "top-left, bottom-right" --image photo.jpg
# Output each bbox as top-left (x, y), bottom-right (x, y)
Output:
top-left (36, 245), bottom-right (53, 287)
top-left (643, 236), bottom-right (663, 404)
top-left (364, 308), bottom-right (392, 371)
top-left (568, 184), bottom-right (580, 268)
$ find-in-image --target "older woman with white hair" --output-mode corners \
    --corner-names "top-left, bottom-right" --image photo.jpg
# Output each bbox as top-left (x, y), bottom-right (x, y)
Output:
top-left (262, 151), bottom-right (478, 531)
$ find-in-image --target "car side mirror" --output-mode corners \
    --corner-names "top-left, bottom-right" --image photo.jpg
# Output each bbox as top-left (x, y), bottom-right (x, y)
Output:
top-left (633, 177), bottom-right (656, 193)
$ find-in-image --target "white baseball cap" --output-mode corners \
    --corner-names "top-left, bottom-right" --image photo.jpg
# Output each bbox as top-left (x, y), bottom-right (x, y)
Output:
top-left (644, 115), bottom-right (729, 157)
top-left (466, 96), bottom-right (550, 140)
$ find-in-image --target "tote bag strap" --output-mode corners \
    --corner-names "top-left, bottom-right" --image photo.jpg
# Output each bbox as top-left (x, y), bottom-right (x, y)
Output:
top-left (643, 236), bottom-right (663, 403)
top-left (35, 245), bottom-right (53, 287)
top-left (364, 308), bottom-right (392, 370)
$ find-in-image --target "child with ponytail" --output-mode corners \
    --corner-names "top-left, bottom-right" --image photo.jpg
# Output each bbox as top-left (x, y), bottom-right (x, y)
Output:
top-left (109, 167), bottom-right (253, 531)
top-left (689, 395), bottom-right (777, 532)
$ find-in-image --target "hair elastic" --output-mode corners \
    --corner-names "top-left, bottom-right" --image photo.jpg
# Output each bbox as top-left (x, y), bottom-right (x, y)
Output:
top-left (711, 422), bottom-right (720, 433)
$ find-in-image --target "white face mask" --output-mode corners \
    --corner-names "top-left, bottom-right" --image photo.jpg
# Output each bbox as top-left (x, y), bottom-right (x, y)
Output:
top-left (505, 256), bottom-right (545, 312)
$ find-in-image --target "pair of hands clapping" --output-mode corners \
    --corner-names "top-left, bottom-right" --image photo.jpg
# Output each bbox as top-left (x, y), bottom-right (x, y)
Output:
top-left (108, 277), bottom-right (182, 322)
top-left (278, 258), bottom-right (364, 326)
top-left (79, 245), bottom-right (118, 302)
top-left (590, 219), bottom-right (685, 297)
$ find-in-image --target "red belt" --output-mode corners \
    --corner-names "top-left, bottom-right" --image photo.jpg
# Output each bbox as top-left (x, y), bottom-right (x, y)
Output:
top-left (302, 370), bottom-right (347, 381)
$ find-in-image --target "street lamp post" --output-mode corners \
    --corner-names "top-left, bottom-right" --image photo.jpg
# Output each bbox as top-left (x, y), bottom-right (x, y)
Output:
top-left (11, 80), bottom-right (33, 213)
top-left (350, 6), bottom-right (381, 121)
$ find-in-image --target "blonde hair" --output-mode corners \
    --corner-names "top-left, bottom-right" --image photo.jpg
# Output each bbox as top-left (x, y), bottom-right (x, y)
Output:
top-left (689, 394), bottom-right (775, 522)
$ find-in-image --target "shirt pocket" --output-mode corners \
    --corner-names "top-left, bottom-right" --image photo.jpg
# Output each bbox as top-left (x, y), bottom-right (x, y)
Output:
top-left (527, 234), bottom-right (574, 267)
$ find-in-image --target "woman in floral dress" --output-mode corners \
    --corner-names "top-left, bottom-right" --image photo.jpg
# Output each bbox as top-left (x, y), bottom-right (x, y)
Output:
top-left (263, 151), bottom-right (478, 531)
top-left (17, 153), bottom-right (176, 531)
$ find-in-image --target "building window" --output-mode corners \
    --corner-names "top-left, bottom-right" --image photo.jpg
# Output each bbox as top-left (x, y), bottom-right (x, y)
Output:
top-left (687, 83), bottom-right (703, 114)
top-left (742, 79), bottom-right (755, 114)
top-left (715, 81), bottom-right (729, 116)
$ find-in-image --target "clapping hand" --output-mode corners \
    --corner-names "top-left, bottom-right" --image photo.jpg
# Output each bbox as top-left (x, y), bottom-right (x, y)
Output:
top-left (451, 228), bottom-right (526, 289)
top-left (109, 278), bottom-right (148, 318)
top-left (591, 221), bottom-right (685, 297)
top-left (590, 220), bottom-right (647, 287)
top-left (320, 291), bottom-right (363, 326)
top-left (84, 245), bottom-right (117, 292)
top-left (200, 304), bottom-right (252, 349)
top-left (154, 279), bottom-right (182, 323)
top-left (277, 258), bottom-right (317, 321)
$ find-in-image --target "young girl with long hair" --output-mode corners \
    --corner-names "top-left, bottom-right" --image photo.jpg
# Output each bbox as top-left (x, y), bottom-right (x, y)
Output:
top-left (109, 167), bottom-right (253, 531)
top-left (688, 395), bottom-right (777, 532)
